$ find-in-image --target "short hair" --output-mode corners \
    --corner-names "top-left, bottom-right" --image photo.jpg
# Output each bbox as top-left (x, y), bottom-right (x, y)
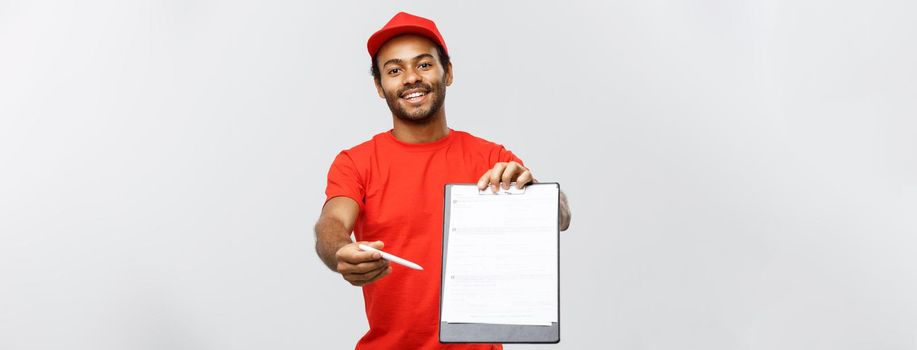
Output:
top-left (371, 43), bottom-right (450, 82)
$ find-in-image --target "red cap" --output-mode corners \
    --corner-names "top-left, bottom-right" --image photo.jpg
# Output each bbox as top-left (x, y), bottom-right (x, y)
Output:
top-left (367, 12), bottom-right (448, 58)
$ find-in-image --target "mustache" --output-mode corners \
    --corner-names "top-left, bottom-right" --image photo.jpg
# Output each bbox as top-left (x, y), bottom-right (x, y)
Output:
top-left (397, 83), bottom-right (433, 96)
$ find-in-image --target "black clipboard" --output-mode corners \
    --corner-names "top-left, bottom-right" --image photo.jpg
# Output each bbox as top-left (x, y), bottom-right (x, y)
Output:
top-left (439, 182), bottom-right (560, 344)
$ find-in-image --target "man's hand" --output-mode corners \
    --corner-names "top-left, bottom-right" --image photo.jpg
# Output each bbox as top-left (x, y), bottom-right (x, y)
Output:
top-left (475, 161), bottom-right (572, 231)
top-left (335, 240), bottom-right (392, 287)
top-left (477, 161), bottom-right (534, 192)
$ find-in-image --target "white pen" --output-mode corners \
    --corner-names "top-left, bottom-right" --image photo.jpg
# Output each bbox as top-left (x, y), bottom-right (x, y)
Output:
top-left (358, 244), bottom-right (424, 271)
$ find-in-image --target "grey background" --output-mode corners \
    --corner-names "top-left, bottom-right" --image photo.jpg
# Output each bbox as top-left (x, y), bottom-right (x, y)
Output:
top-left (1, 0), bottom-right (915, 349)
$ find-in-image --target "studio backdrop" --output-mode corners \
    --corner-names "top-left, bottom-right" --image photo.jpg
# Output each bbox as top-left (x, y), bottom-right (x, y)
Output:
top-left (1, 1), bottom-right (915, 349)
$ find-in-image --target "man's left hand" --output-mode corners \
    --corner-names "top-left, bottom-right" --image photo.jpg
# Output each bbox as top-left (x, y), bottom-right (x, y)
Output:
top-left (476, 161), bottom-right (572, 231)
top-left (477, 161), bottom-right (534, 192)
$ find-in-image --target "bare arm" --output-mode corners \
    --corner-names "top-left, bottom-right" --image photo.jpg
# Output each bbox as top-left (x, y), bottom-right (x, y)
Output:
top-left (559, 190), bottom-right (571, 231)
top-left (314, 197), bottom-right (358, 271)
top-left (314, 196), bottom-right (391, 286)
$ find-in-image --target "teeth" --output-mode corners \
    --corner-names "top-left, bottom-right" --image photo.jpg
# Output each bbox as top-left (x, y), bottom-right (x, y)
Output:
top-left (404, 92), bottom-right (425, 99)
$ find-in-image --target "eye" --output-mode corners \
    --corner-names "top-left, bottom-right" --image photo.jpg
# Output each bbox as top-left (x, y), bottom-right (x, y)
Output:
top-left (419, 62), bottom-right (433, 69)
top-left (388, 67), bottom-right (401, 75)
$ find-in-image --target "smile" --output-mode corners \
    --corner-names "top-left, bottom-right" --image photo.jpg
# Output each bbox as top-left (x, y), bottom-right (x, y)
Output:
top-left (400, 89), bottom-right (429, 105)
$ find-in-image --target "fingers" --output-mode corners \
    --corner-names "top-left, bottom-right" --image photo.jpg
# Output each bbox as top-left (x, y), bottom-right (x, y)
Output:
top-left (488, 162), bottom-right (507, 192)
top-left (337, 241), bottom-right (384, 265)
top-left (365, 240), bottom-right (384, 250)
top-left (335, 242), bottom-right (383, 273)
top-left (335, 241), bottom-right (395, 286)
top-left (346, 263), bottom-right (392, 286)
top-left (341, 250), bottom-right (392, 286)
top-left (515, 168), bottom-right (533, 189)
top-left (360, 265), bottom-right (393, 285)
top-left (338, 248), bottom-right (378, 264)
top-left (477, 169), bottom-right (492, 190)
top-left (477, 162), bottom-right (532, 192)
top-left (501, 162), bottom-right (521, 189)
top-left (342, 258), bottom-right (389, 275)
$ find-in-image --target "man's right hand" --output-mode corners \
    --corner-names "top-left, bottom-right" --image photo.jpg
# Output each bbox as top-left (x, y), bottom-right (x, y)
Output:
top-left (335, 240), bottom-right (392, 286)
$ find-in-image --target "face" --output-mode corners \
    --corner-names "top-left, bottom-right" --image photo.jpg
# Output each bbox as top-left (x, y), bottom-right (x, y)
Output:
top-left (374, 35), bottom-right (453, 124)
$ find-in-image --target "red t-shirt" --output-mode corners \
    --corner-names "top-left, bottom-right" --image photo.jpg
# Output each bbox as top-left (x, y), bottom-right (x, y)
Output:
top-left (324, 129), bottom-right (523, 350)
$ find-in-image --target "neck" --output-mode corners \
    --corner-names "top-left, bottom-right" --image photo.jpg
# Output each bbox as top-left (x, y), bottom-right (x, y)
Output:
top-left (391, 108), bottom-right (449, 143)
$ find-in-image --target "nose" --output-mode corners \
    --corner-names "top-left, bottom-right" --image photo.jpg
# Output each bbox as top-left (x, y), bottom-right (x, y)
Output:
top-left (402, 67), bottom-right (422, 86)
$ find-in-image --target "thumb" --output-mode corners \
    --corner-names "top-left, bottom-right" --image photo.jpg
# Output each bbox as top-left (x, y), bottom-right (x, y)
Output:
top-left (368, 240), bottom-right (384, 249)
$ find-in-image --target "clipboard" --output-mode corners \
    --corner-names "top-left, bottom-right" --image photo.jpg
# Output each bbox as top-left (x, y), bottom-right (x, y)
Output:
top-left (439, 182), bottom-right (560, 344)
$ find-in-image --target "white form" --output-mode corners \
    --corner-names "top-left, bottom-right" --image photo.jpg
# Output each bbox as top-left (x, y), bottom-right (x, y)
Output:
top-left (441, 184), bottom-right (558, 326)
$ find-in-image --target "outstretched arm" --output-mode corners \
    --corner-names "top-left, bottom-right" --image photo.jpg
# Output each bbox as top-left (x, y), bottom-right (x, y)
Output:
top-left (314, 197), bottom-right (392, 286)
top-left (558, 190), bottom-right (571, 231)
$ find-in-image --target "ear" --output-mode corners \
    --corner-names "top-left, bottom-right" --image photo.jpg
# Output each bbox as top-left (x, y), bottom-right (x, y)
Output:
top-left (444, 62), bottom-right (453, 86)
top-left (374, 78), bottom-right (385, 98)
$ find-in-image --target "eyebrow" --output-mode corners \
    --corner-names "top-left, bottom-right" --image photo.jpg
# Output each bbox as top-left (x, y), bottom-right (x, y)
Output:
top-left (382, 53), bottom-right (436, 68)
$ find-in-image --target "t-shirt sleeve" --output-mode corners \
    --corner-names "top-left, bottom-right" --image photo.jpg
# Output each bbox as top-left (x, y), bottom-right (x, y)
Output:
top-left (324, 151), bottom-right (365, 209)
top-left (490, 145), bottom-right (525, 168)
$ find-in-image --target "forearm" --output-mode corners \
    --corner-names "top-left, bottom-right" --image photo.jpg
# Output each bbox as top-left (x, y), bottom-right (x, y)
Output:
top-left (314, 217), bottom-right (354, 271)
top-left (535, 179), bottom-right (570, 231)
top-left (559, 190), bottom-right (571, 231)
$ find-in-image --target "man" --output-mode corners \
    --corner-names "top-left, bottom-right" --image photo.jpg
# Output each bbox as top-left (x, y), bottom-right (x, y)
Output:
top-left (314, 12), bottom-right (572, 350)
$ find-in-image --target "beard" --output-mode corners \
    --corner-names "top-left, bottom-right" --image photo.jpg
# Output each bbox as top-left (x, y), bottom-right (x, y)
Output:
top-left (382, 79), bottom-right (447, 124)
